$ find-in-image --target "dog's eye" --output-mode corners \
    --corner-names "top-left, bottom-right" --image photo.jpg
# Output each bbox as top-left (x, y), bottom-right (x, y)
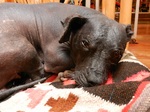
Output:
top-left (81, 40), bottom-right (89, 48)
top-left (113, 51), bottom-right (121, 58)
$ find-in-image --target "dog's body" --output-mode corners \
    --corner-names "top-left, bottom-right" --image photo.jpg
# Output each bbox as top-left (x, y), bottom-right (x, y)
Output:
top-left (0, 2), bottom-right (133, 90)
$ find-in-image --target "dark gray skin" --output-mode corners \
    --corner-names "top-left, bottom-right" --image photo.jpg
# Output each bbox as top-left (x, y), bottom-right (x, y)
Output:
top-left (0, 3), bottom-right (133, 90)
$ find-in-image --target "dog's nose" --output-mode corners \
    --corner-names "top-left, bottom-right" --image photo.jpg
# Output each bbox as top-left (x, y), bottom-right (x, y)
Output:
top-left (73, 69), bottom-right (103, 87)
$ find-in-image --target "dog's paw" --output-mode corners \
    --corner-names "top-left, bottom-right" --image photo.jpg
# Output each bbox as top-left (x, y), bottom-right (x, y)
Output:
top-left (58, 69), bottom-right (74, 81)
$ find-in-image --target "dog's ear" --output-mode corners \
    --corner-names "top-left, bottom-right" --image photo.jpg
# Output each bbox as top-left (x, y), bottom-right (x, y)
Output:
top-left (125, 25), bottom-right (134, 41)
top-left (59, 14), bottom-right (87, 43)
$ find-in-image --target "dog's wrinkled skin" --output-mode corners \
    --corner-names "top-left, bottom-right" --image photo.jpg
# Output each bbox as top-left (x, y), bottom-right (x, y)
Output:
top-left (0, 3), bottom-right (133, 89)
top-left (59, 17), bottom-right (133, 86)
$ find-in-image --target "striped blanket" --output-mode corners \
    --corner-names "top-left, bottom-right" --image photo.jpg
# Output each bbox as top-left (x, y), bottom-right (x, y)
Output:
top-left (0, 50), bottom-right (150, 112)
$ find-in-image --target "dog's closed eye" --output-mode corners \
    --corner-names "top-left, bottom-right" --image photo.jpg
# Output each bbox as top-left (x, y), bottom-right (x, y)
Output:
top-left (113, 51), bottom-right (121, 58)
top-left (110, 50), bottom-right (123, 65)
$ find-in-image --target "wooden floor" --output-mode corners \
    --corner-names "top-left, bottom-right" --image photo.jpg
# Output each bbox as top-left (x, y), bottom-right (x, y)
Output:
top-left (128, 23), bottom-right (150, 68)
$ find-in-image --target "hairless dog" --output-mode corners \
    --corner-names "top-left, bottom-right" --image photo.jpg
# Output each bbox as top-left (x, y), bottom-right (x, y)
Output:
top-left (0, 3), bottom-right (133, 101)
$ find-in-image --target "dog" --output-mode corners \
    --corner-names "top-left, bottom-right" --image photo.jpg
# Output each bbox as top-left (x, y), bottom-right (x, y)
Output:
top-left (0, 2), bottom-right (133, 100)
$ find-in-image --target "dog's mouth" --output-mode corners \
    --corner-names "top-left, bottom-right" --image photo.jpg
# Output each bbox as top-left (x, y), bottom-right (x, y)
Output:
top-left (72, 69), bottom-right (108, 87)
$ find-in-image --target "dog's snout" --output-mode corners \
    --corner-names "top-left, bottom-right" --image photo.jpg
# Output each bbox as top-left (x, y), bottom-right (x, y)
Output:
top-left (74, 68), bottom-right (107, 87)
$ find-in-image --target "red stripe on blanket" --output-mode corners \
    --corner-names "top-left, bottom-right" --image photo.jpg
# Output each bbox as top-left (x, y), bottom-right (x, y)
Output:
top-left (63, 80), bottom-right (76, 85)
top-left (105, 73), bottom-right (113, 85)
top-left (45, 74), bottom-right (57, 82)
top-left (122, 81), bottom-right (150, 112)
top-left (123, 71), bottom-right (150, 82)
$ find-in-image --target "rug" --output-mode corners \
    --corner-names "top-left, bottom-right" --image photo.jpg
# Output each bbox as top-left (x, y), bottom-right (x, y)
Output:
top-left (0, 50), bottom-right (150, 112)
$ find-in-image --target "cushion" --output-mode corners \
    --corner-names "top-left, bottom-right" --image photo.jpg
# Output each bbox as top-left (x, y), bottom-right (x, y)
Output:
top-left (0, 50), bottom-right (150, 112)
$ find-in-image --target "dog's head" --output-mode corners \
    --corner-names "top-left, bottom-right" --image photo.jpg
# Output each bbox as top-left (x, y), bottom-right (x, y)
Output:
top-left (59, 14), bottom-right (133, 86)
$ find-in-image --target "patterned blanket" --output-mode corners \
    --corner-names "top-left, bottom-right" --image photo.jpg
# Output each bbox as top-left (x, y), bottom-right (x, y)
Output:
top-left (0, 50), bottom-right (150, 112)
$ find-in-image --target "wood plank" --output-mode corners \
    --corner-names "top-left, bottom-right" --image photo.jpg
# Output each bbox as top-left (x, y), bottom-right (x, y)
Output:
top-left (128, 24), bottom-right (150, 68)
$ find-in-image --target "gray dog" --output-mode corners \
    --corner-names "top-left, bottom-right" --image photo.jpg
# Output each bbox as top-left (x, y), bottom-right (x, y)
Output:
top-left (0, 2), bottom-right (133, 90)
